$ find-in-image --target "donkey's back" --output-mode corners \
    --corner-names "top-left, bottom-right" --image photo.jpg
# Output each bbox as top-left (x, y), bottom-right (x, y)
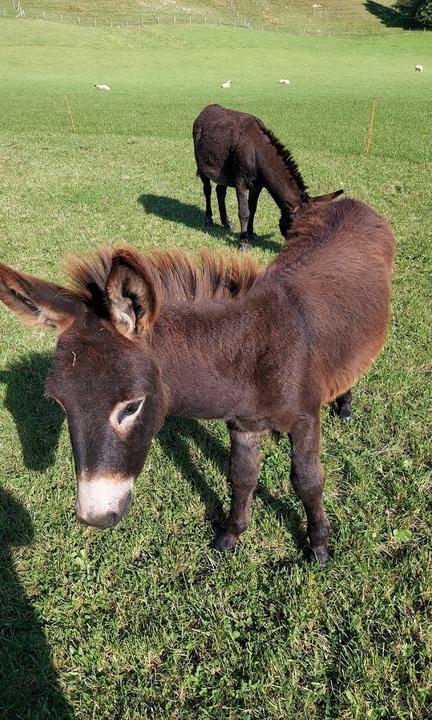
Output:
top-left (267, 198), bottom-right (395, 404)
top-left (193, 104), bottom-right (259, 183)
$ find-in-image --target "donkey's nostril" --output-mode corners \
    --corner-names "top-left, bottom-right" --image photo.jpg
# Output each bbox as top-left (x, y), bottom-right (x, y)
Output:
top-left (75, 510), bottom-right (120, 529)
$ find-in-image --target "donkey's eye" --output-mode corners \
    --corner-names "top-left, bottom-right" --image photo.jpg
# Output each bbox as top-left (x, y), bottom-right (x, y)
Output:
top-left (117, 398), bottom-right (144, 426)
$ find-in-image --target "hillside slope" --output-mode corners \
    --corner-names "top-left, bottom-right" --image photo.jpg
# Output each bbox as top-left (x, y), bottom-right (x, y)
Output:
top-left (5, 0), bottom-right (415, 34)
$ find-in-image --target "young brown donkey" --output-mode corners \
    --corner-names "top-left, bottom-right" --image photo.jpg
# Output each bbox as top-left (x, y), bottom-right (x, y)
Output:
top-left (0, 198), bottom-right (394, 563)
top-left (193, 104), bottom-right (343, 248)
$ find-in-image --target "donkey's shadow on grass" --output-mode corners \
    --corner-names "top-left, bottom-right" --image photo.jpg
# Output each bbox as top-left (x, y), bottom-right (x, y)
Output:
top-left (0, 490), bottom-right (74, 718)
top-left (137, 193), bottom-right (281, 254)
top-left (0, 352), bottom-right (306, 553)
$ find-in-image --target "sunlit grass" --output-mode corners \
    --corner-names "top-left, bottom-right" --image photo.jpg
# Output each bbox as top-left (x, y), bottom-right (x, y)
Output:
top-left (0, 16), bottom-right (431, 720)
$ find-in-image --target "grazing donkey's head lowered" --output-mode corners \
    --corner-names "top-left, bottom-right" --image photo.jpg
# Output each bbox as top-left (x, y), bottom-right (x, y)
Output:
top-left (193, 104), bottom-right (343, 248)
top-left (0, 199), bottom-right (394, 562)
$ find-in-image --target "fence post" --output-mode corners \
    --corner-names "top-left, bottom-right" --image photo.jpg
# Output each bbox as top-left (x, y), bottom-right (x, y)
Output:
top-left (77, 16), bottom-right (80, 24)
top-left (189, 14), bottom-right (191, 24)
top-left (94, 17), bottom-right (96, 26)
top-left (64, 95), bottom-right (78, 134)
top-left (141, 17), bottom-right (143, 27)
top-left (60, 14), bottom-right (63, 21)
top-left (364, 98), bottom-right (377, 157)
top-left (174, 15), bottom-right (176, 24)
top-left (157, 16), bottom-right (159, 23)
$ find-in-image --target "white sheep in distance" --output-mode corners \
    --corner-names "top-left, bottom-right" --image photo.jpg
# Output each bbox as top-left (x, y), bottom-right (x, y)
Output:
top-left (95, 83), bottom-right (111, 91)
top-left (415, 65), bottom-right (424, 72)
top-left (221, 80), bottom-right (231, 89)
top-left (278, 79), bottom-right (291, 84)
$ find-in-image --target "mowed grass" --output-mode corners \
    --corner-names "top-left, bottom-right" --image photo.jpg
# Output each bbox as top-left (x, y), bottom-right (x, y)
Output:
top-left (0, 17), bottom-right (431, 720)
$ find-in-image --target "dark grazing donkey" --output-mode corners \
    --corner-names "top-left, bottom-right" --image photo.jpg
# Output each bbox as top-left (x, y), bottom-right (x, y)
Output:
top-left (193, 104), bottom-right (343, 249)
top-left (0, 198), bottom-right (394, 564)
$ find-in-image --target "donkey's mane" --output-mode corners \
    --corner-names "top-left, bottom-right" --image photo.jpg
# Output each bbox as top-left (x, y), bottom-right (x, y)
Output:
top-left (66, 246), bottom-right (261, 312)
top-left (256, 120), bottom-right (309, 197)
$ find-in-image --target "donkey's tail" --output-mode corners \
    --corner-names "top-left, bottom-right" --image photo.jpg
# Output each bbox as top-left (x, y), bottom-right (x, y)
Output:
top-left (311, 189), bottom-right (344, 204)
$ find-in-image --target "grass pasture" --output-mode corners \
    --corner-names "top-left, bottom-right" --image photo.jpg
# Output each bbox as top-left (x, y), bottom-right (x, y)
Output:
top-left (0, 12), bottom-right (431, 720)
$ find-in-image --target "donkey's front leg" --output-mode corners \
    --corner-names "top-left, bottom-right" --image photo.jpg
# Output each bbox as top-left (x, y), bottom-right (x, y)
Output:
top-left (289, 414), bottom-right (330, 564)
top-left (213, 425), bottom-right (263, 552)
top-left (247, 183), bottom-right (262, 242)
top-left (235, 178), bottom-right (251, 250)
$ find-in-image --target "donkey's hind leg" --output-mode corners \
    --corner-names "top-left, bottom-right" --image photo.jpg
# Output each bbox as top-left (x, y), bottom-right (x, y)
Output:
top-left (200, 174), bottom-right (213, 227)
top-left (289, 414), bottom-right (330, 564)
top-left (216, 185), bottom-right (234, 230)
top-left (335, 389), bottom-right (352, 421)
top-left (213, 424), bottom-right (263, 552)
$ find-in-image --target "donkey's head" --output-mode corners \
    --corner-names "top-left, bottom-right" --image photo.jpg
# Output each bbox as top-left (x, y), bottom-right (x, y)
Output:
top-left (0, 250), bottom-right (168, 529)
top-left (279, 189), bottom-right (344, 238)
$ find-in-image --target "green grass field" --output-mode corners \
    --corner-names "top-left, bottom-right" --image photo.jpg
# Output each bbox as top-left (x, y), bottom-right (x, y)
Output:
top-left (0, 10), bottom-right (431, 720)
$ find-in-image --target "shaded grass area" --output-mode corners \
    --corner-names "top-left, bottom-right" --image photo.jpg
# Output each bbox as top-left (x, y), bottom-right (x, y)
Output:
top-left (0, 18), bottom-right (431, 720)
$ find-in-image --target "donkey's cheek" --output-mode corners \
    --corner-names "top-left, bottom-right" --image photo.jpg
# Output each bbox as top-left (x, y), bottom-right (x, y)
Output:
top-left (75, 475), bottom-right (133, 529)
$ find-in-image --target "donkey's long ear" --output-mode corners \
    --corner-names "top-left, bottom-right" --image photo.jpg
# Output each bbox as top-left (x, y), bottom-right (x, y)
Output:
top-left (0, 262), bottom-right (82, 331)
top-left (105, 250), bottom-right (159, 338)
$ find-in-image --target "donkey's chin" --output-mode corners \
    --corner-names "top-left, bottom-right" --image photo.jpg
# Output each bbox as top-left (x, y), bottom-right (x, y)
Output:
top-left (75, 474), bottom-right (133, 529)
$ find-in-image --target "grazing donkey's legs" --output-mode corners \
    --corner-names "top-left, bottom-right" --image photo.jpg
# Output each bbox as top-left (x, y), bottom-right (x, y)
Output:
top-left (214, 424), bottom-right (263, 551)
top-left (335, 389), bottom-right (352, 421)
top-left (200, 174), bottom-right (213, 227)
top-left (235, 178), bottom-right (251, 249)
top-left (289, 414), bottom-right (330, 564)
top-left (247, 183), bottom-right (262, 240)
top-left (216, 185), bottom-right (234, 230)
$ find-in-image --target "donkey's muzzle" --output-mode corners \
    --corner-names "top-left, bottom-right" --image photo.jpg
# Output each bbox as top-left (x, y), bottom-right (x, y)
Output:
top-left (75, 474), bottom-right (133, 529)
top-left (76, 509), bottom-right (122, 529)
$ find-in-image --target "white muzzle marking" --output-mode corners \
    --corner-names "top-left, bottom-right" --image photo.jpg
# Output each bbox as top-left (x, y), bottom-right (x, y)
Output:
top-left (75, 474), bottom-right (133, 527)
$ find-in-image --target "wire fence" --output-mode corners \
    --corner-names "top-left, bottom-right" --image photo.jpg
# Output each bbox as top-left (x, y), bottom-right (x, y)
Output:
top-left (1, 0), bottom-right (427, 37)
top-left (3, 0), bottom-right (254, 30)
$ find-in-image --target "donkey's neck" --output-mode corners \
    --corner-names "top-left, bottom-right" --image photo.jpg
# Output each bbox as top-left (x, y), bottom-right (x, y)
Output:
top-left (257, 140), bottom-right (308, 212)
top-left (152, 303), bottom-right (260, 421)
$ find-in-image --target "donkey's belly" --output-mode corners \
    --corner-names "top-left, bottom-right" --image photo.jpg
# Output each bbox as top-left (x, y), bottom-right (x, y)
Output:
top-left (229, 416), bottom-right (272, 433)
top-left (202, 166), bottom-right (235, 186)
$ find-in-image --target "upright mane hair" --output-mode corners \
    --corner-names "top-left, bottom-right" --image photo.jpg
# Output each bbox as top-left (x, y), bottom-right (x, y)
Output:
top-left (256, 119), bottom-right (309, 198)
top-left (66, 246), bottom-right (261, 314)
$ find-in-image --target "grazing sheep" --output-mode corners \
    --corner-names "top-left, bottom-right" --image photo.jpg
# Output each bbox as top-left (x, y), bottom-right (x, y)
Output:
top-left (415, 65), bottom-right (424, 72)
top-left (278, 79), bottom-right (291, 85)
top-left (95, 83), bottom-right (111, 91)
top-left (221, 80), bottom-right (231, 89)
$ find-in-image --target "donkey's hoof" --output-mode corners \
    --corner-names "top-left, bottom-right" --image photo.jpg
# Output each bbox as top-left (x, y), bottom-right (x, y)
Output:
top-left (213, 531), bottom-right (238, 552)
top-left (310, 545), bottom-right (330, 566)
top-left (224, 221), bottom-right (235, 231)
top-left (338, 406), bottom-right (352, 422)
top-left (204, 217), bottom-right (214, 227)
top-left (239, 241), bottom-right (250, 252)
